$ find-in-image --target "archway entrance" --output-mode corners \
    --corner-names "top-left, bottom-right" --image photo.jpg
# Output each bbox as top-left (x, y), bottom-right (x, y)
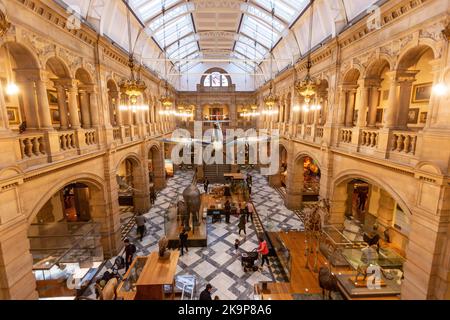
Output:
top-left (29, 180), bottom-right (105, 299)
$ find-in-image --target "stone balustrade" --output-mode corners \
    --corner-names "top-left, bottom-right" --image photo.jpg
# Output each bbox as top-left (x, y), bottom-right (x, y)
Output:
top-left (391, 131), bottom-right (417, 155)
top-left (124, 127), bottom-right (131, 138)
top-left (305, 125), bottom-right (312, 137)
top-left (17, 133), bottom-right (47, 160)
top-left (340, 128), bottom-right (353, 144)
top-left (113, 127), bottom-right (121, 141)
top-left (316, 126), bottom-right (324, 138)
top-left (84, 129), bottom-right (97, 145)
top-left (360, 129), bottom-right (379, 148)
top-left (59, 131), bottom-right (77, 151)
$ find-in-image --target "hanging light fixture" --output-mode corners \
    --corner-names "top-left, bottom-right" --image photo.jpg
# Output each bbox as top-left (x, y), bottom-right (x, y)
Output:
top-left (119, 1), bottom-right (147, 111)
top-left (263, 3), bottom-right (279, 114)
top-left (158, 2), bottom-right (174, 111)
top-left (295, 0), bottom-right (321, 113)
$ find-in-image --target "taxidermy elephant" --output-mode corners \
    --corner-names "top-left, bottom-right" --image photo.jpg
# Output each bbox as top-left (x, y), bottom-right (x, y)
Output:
top-left (182, 184), bottom-right (201, 231)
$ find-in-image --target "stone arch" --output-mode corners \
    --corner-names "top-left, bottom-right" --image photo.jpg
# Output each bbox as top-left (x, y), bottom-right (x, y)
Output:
top-left (75, 67), bottom-right (94, 85)
top-left (44, 56), bottom-right (72, 79)
top-left (397, 42), bottom-right (439, 70)
top-left (200, 67), bottom-right (232, 87)
top-left (27, 173), bottom-right (106, 224)
top-left (1, 41), bottom-right (40, 69)
top-left (365, 58), bottom-right (391, 79)
top-left (330, 169), bottom-right (412, 227)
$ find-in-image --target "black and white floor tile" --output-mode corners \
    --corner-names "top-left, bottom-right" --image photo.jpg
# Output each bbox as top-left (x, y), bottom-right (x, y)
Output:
top-left (87, 169), bottom-right (303, 300)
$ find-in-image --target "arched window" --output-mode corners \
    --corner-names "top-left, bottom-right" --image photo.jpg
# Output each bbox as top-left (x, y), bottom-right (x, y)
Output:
top-left (203, 72), bottom-right (229, 87)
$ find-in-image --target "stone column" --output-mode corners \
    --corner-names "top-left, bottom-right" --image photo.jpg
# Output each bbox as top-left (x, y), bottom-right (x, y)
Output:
top-left (337, 87), bottom-right (347, 126)
top-left (89, 90), bottom-right (100, 127)
top-left (54, 84), bottom-right (69, 130)
top-left (329, 181), bottom-right (348, 225)
top-left (79, 91), bottom-right (91, 129)
top-left (357, 80), bottom-right (370, 127)
top-left (35, 79), bottom-right (53, 130)
top-left (377, 189), bottom-right (395, 228)
top-left (67, 84), bottom-right (81, 129)
top-left (368, 86), bottom-right (380, 127)
top-left (115, 93), bottom-right (123, 126)
top-left (345, 89), bottom-right (356, 127)
top-left (397, 78), bottom-right (417, 129)
top-left (0, 80), bottom-right (10, 133)
top-left (0, 218), bottom-right (39, 300)
top-left (18, 81), bottom-right (39, 130)
top-left (285, 163), bottom-right (304, 210)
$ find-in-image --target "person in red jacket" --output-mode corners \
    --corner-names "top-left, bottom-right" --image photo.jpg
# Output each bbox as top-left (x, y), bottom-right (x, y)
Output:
top-left (257, 237), bottom-right (270, 268)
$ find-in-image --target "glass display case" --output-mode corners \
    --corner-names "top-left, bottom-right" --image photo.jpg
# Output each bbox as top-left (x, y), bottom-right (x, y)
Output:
top-left (116, 256), bottom-right (149, 300)
top-left (268, 233), bottom-right (291, 280)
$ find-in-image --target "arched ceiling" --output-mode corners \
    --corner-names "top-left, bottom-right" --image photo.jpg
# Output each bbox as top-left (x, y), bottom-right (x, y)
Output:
top-left (56, 0), bottom-right (380, 90)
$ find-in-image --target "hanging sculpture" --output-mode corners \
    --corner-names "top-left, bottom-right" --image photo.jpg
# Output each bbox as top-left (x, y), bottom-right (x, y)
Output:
top-left (182, 183), bottom-right (201, 232)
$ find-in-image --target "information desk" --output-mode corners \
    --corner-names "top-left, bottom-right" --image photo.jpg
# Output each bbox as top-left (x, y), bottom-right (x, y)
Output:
top-left (117, 251), bottom-right (180, 300)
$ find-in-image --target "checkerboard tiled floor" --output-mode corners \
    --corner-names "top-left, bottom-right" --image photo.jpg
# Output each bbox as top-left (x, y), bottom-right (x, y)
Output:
top-left (86, 169), bottom-right (303, 300)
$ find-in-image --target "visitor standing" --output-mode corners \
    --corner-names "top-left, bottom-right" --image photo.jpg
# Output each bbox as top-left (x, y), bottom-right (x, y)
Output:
top-left (238, 210), bottom-right (247, 236)
top-left (179, 228), bottom-right (189, 256)
top-left (246, 174), bottom-right (253, 195)
top-left (257, 237), bottom-right (270, 269)
top-left (246, 201), bottom-right (254, 223)
top-left (234, 239), bottom-right (240, 253)
top-left (224, 200), bottom-right (231, 223)
top-left (358, 191), bottom-right (368, 212)
top-left (204, 178), bottom-right (209, 194)
top-left (135, 212), bottom-right (147, 241)
top-left (150, 187), bottom-right (156, 205)
top-left (124, 239), bottom-right (136, 272)
top-left (199, 284), bottom-right (213, 300)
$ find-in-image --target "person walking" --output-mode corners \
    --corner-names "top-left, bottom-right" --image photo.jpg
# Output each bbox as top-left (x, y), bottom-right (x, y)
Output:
top-left (358, 191), bottom-right (368, 212)
top-left (234, 239), bottom-right (240, 253)
top-left (238, 209), bottom-right (247, 236)
top-left (179, 228), bottom-right (189, 256)
top-left (204, 178), bottom-right (209, 194)
top-left (246, 174), bottom-right (253, 195)
top-left (124, 239), bottom-right (136, 272)
top-left (199, 284), bottom-right (213, 300)
top-left (246, 201), bottom-right (254, 223)
top-left (135, 212), bottom-right (147, 241)
top-left (224, 200), bottom-right (231, 224)
top-left (257, 237), bottom-right (270, 269)
top-left (150, 188), bottom-right (156, 205)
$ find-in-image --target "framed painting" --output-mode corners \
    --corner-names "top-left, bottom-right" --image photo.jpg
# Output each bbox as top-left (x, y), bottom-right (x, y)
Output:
top-left (420, 112), bottom-right (428, 124)
top-left (412, 83), bottom-right (432, 103)
top-left (6, 107), bottom-right (19, 124)
top-left (376, 108), bottom-right (384, 123)
top-left (407, 108), bottom-right (420, 124)
top-left (50, 108), bottom-right (60, 124)
top-left (47, 89), bottom-right (59, 105)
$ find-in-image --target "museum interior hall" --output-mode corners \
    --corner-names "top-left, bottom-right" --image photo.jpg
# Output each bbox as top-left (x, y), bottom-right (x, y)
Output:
top-left (0, 0), bottom-right (449, 301)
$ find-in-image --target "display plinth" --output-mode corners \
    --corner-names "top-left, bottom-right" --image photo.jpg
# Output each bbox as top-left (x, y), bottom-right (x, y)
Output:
top-left (337, 274), bottom-right (400, 299)
top-left (348, 278), bottom-right (386, 288)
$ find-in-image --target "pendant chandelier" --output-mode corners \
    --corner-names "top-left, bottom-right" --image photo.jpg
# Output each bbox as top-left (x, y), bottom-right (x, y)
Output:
top-left (295, 0), bottom-right (321, 113)
top-left (120, 1), bottom-right (148, 111)
top-left (263, 3), bottom-right (279, 113)
top-left (158, 2), bottom-right (174, 110)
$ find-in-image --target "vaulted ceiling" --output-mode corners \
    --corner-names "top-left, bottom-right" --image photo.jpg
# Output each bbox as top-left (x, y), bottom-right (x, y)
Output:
top-left (56, 0), bottom-right (380, 90)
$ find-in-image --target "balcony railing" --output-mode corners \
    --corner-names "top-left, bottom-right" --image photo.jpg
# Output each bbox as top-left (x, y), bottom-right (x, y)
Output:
top-left (340, 128), bottom-right (353, 144)
top-left (360, 129), bottom-right (379, 149)
top-left (84, 129), bottom-right (97, 146)
top-left (113, 127), bottom-right (121, 141)
top-left (391, 131), bottom-right (417, 155)
top-left (18, 133), bottom-right (47, 160)
top-left (59, 131), bottom-right (77, 151)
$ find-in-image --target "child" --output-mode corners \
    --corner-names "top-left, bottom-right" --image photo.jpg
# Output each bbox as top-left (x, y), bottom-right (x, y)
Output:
top-left (234, 239), bottom-right (240, 253)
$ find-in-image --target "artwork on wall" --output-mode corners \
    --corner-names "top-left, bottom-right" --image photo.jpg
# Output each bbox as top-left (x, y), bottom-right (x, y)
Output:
top-left (47, 89), bottom-right (59, 105)
top-left (50, 108), bottom-right (60, 124)
top-left (420, 112), bottom-right (428, 124)
top-left (407, 108), bottom-right (420, 124)
top-left (376, 108), bottom-right (384, 123)
top-left (6, 107), bottom-right (19, 124)
top-left (412, 82), bottom-right (432, 103)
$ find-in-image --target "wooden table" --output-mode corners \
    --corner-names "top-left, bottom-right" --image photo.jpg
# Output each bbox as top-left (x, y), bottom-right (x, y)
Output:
top-left (118, 251), bottom-right (180, 300)
top-left (224, 173), bottom-right (246, 180)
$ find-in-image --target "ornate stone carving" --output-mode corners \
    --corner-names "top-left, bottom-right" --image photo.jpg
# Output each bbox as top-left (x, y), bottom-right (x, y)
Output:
top-left (420, 23), bottom-right (445, 41)
top-left (21, 30), bottom-right (55, 57)
top-left (442, 23), bottom-right (450, 40)
top-left (0, 9), bottom-right (11, 38)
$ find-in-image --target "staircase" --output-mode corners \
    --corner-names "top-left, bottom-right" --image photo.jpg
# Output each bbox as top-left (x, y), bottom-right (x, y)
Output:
top-left (203, 164), bottom-right (232, 183)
